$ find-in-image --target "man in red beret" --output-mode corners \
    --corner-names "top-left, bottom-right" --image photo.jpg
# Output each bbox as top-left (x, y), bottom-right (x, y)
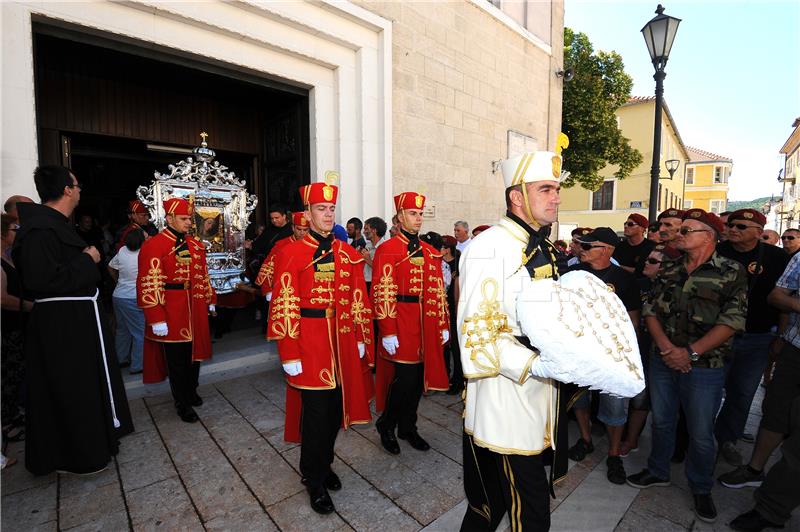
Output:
top-left (137, 197), bottom-right (217, 423)
top-left (714, 209), bottom-right (789, 468)
top-left (372, 192), bottom-right (449, 455)
top-left (267, 181), bottom-right (374, 514)
top-left (656, 208), bottom-right (686, 247)
top-left (628, 208), bottom-right (747, 523)
top-left (614, 213), bottom-right (655, 275)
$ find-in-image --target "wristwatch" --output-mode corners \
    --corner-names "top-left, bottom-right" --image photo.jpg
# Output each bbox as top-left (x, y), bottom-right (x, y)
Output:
top-left (687, 344), bottom-right (700, 362)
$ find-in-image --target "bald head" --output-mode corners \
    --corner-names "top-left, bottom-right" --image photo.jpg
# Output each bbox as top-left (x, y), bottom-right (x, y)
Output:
top-left (3, 195), bottom-right (34, 219)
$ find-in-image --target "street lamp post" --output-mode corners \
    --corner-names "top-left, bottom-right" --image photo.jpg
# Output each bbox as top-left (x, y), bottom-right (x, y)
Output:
top-left (642, 4), bottom-right (681, 221)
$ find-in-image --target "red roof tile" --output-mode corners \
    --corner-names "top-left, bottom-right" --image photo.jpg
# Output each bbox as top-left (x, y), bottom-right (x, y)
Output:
top-left (685, 146), bottom-right (732, 163)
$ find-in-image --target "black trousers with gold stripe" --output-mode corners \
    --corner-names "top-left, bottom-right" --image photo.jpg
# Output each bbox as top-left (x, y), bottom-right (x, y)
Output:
top-left (460, 432), bottom-right (550, 532)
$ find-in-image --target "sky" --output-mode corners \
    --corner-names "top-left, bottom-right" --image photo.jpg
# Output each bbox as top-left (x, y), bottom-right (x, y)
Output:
top-left (564, 0), bottom-right (800, 200)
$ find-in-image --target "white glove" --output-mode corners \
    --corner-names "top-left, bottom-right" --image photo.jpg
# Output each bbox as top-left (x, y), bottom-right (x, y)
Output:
top-left (208, 304), bottom-right (216, 313)
top-left (151, 322), bottom-right (168, 337)
top-left (441, 329), bottom-right (450, 345)
top-left (382, 335), bottom-right (399, 355)
top-left (283, 361), bottom-right (303, 376)
top-left (265, 292), bottom-right (272, 302)
top-left (358, 342), bottom-right (365, 359)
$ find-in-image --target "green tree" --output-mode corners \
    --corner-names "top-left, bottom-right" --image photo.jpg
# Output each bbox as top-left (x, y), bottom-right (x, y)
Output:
top-left (561, 27), bottom-right (642, 190)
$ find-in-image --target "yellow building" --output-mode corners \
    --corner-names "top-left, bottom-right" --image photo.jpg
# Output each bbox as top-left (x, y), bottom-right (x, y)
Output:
top-left (683, 147), bottom-right (731, 213)
top-left (558, 96), bottom-right (689, 238)
top-left (778, 117), bottom-right (800, 231)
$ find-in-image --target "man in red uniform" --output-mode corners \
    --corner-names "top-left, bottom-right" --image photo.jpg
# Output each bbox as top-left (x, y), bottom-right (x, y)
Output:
top-left (372, 192), bottom-right (449, 455)
top-left (255, 212), bottom-right (309, 303)
top-left (267, 181), bottom-right (374, 514)
top-left (116, 200), bottom-right (154, 252)
top-left (137, 197), bottom-right (216, 423)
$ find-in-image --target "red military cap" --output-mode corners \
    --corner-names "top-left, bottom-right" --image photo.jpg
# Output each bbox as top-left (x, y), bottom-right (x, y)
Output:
top-left (728, 208), bottom-right (767, 227)
top-left (442, 235), bottom-right (458, 247)
top-left (657, 208), bottom-right (685, 221)
top-left (129, 200), bottom-right (147, 214)
top-left (627, 213), bottom-right (648, 228)
top-left (163, 197), bottom-right (191, 216)
top-left (393, 192), bottom-right (426, 211)
top-left (571, 227), bottom-right (593, 237)
top-left (683, 208), bottom-right (725, 235)
top-left (472, 224), bottom-right (490, 236)
top-left (299, 182), bottom-right (338, 206)
top-left (291, 212), bottom-right (309, 227)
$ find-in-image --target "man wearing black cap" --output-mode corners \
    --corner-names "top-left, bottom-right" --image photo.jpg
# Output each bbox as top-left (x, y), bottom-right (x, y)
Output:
top-left (714, 209), bottom-right (789, 467)
top-left (567, 227), bottom-right (641, 484)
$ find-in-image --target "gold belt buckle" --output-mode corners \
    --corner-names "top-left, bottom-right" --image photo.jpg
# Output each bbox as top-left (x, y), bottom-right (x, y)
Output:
top-left (325, 308), bottom-right (335, 318)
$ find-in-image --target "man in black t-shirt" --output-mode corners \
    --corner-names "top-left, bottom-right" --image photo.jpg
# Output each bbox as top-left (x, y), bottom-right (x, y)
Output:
top-left (567, 227), bottom-right (642, 485)
top-left (613, 213), bottom-right (655, 276)
top-left (715, 209), bottom-right (790, 467)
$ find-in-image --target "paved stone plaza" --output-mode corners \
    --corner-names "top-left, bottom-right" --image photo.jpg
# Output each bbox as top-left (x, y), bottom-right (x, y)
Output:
top-left (2, 352), bottom-right (798, 531)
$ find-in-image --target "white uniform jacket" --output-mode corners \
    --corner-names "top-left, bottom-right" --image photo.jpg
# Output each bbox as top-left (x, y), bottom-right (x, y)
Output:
top-left (457, 216), bottom-right (557, 455)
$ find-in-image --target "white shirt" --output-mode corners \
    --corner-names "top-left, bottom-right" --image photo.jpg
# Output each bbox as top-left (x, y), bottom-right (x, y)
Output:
top-left (109, 247), bottom-right (140, 299)
top-left (364, 236), bottom-right (388, 282)
top-left (456, 237), bottom-right (471, 254)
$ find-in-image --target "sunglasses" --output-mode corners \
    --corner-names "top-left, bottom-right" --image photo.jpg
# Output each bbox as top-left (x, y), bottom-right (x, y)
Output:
top-left (679, 227), bottom-right (711, 235)
top-left (579, 242), bottom-right (606, 251)
top-left (646, 257), bottom-right (662, 265)
top-left (624, 222), bottom-right (638, 227)
top-left (66, 183), bottom-right (83, 191)
top-left (782, 235), bottom-right (796, 241)
top-left (727, 222), bottom-right (759, 230)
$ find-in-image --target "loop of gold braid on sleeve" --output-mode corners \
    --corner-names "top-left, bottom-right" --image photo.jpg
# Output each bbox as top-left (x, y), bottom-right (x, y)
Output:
top-left (255, 256), bottom-right (275, 287)
top-left (461, 278), bottom-right (512, 374)
top-left (554, 276), bottom-right (642, 380)
top-left (430, 274), bottom-right (448, 328)
top-left (350, 288), bottom-right (372, 344)
top-left (374, 263), bottom-right (398, 319)
top-left (270, 272), bottom-right (301, 339)
top-left (140, 257), bottom-right (167, 307)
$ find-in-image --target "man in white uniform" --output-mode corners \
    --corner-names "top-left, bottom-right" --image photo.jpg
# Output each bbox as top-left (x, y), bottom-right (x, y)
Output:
top-left (458, 142), bottom-right (573, 531)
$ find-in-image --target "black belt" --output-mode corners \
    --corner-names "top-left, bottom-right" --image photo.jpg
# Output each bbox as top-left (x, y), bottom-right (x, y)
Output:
top-left (396, 295), bottom-right (419, 303)
top-left (300, 308), bottom-right (335, 318)
top-left (515, 335), bottom-right (537, 351)
top-left (165, 283), bottom-right (189, 290)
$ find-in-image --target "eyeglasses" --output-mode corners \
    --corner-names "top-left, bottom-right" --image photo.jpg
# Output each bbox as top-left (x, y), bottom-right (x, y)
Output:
top-left (66, 183), bottom-right (83, 191)
top-left (579, 242), bottom-right (606, 251)
top-left (646, 257), bottom-right (662, 265)
top-left (679, 227), bottom-right (711, 235)
top-left (727, 222), bottom-right (759, 230)
top-left (624, 222), bottom-right (638, 227)
top-left (782, 235), bottom-right (796, 241)
top-left (761, 235), bottom-right (772, 241)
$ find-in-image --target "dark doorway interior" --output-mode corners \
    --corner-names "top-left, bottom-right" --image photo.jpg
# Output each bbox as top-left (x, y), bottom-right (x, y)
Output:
top-left (33, 29), bottom-right (311, 232)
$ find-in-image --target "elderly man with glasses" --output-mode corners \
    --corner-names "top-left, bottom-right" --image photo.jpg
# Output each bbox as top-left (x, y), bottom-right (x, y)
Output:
top-left (627, 209), bottom-right (747, 524)
top-left (714, 209), bottom-right (790, 467)
top-left (567, 227), bottom-right (642, 485)
top-left (781, 229), bottom-right (800, 256)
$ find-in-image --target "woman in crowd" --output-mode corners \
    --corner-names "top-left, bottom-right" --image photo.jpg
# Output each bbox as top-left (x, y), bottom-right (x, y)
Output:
top-left (1, 213), bottom-right (33, 467)
top-left (108, 228), bottom-right (146, 374)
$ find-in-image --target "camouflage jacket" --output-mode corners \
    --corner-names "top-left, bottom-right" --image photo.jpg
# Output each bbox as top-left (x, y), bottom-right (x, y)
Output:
top-left (643, 251), bottom-right (747, 368)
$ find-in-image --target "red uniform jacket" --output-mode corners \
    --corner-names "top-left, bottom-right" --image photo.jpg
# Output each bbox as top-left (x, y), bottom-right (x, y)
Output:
top-left (371, 232), bottom-right (450, 411)
top-left (137, 228), bottom-right (216, 383)
top-left (267, 233), bottom-right (375, 442)
top-left (255, 235), bottom-right (293, 296)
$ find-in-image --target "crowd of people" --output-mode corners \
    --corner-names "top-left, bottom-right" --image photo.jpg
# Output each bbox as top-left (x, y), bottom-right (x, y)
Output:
top-left (2, 157), bottom-right (799, 532)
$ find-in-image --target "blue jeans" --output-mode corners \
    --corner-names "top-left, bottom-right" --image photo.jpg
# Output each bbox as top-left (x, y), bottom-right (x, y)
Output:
top-left (647, 352), bottom-right (725, 494)
top-left (715, 332), bottom-right (773, 444)
top-left (113, 297), bottom-right (144, 372)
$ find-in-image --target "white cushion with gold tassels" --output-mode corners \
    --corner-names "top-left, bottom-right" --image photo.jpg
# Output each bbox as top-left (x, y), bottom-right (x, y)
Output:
top-left (516, 270), bottom-right (645, 398)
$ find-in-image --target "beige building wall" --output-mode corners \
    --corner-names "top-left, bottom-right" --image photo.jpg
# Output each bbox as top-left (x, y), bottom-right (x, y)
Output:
top-left (355, 1), bottom-right (565, 235)
top-left (558, 98), bottom-right (688, 237)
